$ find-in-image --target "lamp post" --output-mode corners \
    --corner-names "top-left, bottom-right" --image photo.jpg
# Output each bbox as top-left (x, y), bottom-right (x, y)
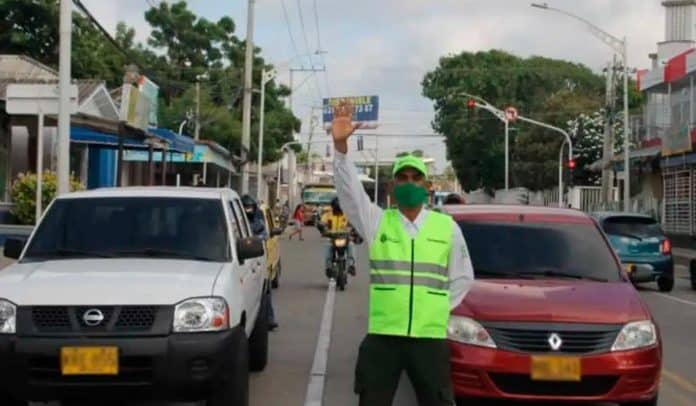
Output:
top-left (256, 67), bottom-right (278, 201)
top-left (531, 2), bottom-right (631, 211)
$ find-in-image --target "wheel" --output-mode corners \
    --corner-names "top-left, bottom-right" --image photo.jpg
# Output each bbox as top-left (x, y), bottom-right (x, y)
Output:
top-left (207, 331), bottom-right (249, 406)
top-left (657, 277), bottom-right (674, 292)
top-left (271, 262), bottom-right (281, 289)
top-left (621, 394), bottom-right (658, 406)
top-left (0, 393), bottom-right (27, 406)
top-left (248, 292), bottom-right (269, 372)
top-left (337, 261), bottom-right (346, 291)
top-left (690, 260), bottom-right (696, 290)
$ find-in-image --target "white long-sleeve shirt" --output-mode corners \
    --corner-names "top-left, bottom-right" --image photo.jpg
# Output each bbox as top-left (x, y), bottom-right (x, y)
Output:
top-left (334, 151), bottom-right (474, 309)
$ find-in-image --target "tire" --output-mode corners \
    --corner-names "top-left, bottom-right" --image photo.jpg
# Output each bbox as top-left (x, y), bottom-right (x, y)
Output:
top-left (248, 292), bottom-right (269, 372)
top-left (0, 393), bottom-right (27, 406)
top-left (337, 261), bottom-right (346, 291)
top-left (690, 259), bottom-right (696, 290)
top-left (271, 262), bottom-right (281, 289)
top-left (207, 331), bottom-right (249, 406)
top-left (657, 277), bottom-right (674, 292)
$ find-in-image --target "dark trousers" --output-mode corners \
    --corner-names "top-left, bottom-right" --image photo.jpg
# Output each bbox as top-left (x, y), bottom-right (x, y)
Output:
top-left (354, 334), bottom-right (455, 406)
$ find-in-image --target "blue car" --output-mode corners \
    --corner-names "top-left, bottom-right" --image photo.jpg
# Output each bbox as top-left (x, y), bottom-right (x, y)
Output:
top-left (592, 212), bottom-right (674, 292)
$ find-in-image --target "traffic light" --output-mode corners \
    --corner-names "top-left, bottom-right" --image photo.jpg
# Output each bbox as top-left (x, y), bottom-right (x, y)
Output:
top-left (568, 159), bottom-right (576, 188)
top-left (467, 99), bottom-right (476, 109)
top-left (567, 159), bottom-right (576, 170)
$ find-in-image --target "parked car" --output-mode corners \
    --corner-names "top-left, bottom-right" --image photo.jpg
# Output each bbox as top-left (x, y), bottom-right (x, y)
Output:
top-left (591, 212), bottom-right (674, 292)
top-left (443, 205), bottom-right (662, 406)
top-left (259, 203), bottom-right (283, 289)
top-left (0, 187), bottom-right (269, 406)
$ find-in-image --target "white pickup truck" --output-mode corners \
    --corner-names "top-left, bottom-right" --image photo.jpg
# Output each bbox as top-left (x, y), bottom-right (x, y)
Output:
top-left (0, 187), bottom-right (271, 406)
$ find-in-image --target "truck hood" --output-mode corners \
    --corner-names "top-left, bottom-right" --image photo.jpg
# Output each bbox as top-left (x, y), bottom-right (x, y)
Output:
top-left (455, 279), bottom-right (649, 324)
top-left (0, 259), bottom-right (224, 305)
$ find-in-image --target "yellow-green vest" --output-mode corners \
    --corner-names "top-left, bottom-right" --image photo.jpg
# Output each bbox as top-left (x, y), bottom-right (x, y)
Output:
top-left (368, 209), bottom-right (453, 339)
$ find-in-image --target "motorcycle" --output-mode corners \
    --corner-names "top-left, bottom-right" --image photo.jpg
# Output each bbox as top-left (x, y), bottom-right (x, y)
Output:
top-left (326, 231), bottom-right (352, 291)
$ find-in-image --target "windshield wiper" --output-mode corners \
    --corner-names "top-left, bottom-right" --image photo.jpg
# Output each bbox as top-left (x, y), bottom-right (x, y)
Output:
top-left (114, 248), bottom-right (216, 262)
top-left (28, 248), bottom-right (113, 259)
top-left (519, 268), bottom-right (608, 282)
top-left (474, 269), bottom-right (537, 279)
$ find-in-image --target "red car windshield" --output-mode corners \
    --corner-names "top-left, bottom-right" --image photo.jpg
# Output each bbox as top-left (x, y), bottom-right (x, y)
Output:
top-left (458, 221), bottom-right (621, 282)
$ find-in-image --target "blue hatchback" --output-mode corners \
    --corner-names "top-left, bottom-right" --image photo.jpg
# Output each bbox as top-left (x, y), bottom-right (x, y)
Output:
top-left (592, 212), bottom-right (674, 292)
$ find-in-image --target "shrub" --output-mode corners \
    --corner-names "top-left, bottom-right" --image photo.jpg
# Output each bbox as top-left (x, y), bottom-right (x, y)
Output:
top-left (10, 171), bottom-right (84, 225)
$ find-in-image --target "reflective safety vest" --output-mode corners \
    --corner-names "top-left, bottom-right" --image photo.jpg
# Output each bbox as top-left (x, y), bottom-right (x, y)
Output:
top-left (368, 209), bottom-right (453, 339)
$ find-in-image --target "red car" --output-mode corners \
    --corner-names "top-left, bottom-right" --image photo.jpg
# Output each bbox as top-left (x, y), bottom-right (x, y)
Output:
top-left (444, 205), bottom-right (662, 405)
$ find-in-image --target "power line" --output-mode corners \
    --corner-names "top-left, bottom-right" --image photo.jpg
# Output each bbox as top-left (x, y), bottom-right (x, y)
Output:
top-left (295, 0), bottom-right (313, 62)
top-left (280, 0), bottom-right (300, 58)
top-left (312, 0), bottom-right (331, 97)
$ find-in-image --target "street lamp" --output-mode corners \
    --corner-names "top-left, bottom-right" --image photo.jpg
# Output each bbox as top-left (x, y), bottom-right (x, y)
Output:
top-left (256, 67), bottom-right (278, 201)
top-left (531, 2), bottom-right (631, 212)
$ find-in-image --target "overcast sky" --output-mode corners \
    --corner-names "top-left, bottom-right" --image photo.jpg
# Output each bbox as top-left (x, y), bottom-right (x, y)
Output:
top-left (82, 0), bottom-right (666, 173)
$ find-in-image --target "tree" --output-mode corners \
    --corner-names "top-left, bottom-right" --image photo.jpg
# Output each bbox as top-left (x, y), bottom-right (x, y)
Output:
top-left (422, 50), bottom-right (605, 191)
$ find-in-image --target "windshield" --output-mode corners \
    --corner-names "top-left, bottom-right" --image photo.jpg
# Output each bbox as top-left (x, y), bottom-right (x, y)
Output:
top-left (457, 221), bottom-right (620, 282)
top-left (303, 189), bottom-right (337, 204)
top-left (24, 197), bottom-right (229, 262)
top-left (602, 217), bottom-right (663, 239)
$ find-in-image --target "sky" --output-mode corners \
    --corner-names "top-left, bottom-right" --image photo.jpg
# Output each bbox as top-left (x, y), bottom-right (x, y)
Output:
top-left (81, 0), bottom-right (666, 173)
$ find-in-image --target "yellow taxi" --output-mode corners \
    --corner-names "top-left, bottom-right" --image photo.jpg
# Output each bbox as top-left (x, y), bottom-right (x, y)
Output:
top-left (260, 204), bottom-right (282, 289)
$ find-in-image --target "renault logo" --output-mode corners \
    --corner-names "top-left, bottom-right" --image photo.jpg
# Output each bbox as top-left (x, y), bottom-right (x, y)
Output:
top-left (548, 333), bottom-right (563, 351)
top-left (83, 309), bottom-right (105, 327)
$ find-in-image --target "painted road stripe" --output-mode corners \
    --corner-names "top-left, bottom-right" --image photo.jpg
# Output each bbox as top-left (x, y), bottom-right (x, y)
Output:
top-left (304, 278), bottom-right (337, 406)
top-left (653, 292), bottom-right (696, 307)
top-left (663, 369), bottom-right (696, 394)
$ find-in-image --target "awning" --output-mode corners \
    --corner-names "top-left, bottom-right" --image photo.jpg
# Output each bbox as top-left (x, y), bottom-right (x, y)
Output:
top-left (71, 126), bottom-right (149, 148)
top-left (148, 127), bottom-right (195, 154)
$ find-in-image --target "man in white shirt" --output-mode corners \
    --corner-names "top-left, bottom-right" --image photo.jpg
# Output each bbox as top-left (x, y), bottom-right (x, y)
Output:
top-left (331, 100), bottom-right (474, 405)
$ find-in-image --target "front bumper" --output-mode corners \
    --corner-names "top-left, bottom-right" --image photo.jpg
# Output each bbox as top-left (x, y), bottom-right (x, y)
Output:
top-left (450, 342), bottom-right (661, 403)
top-left (0, 325), bottom-right (244, 402)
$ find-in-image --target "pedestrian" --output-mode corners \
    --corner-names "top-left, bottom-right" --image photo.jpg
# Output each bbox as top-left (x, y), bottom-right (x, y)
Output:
top-left (331, 100), bottom-right (474, 406)
top-left (241, 194), bottom-right (279, 331)
top-left (287, 203), bottom-right (305, 241)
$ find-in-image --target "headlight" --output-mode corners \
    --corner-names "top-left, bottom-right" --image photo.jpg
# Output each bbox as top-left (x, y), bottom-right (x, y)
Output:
top-left (447, 316), bottom-right (496, 348)
top-left (334, 238), bottom-right (347, 247)
top-left (173, 297), bottom-right (229, 333)
top-left (0, 300), bottom-right (16, 334)
top-left (611, 320), bottom-right (657, 352)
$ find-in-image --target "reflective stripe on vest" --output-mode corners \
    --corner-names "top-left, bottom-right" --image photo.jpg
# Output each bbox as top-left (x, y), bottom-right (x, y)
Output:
top-left (368, 209), bottom-right (453, 339)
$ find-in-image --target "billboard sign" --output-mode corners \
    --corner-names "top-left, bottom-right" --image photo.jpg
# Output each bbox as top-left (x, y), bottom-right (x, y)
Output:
top-left (322, 96), bottom-right (379, 130)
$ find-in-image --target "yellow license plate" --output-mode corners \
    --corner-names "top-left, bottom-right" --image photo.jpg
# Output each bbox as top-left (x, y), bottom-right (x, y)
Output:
top-left (61, 346), bottom-right (119, 375)
top-left (531, 355), bottom-right (581, 381)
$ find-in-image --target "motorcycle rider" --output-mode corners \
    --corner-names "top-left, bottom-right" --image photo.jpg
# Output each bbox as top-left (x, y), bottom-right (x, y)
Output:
top-left (318, 197), bottom-right (356, 277)
top-left (241, 194), bottom-right (279, 331)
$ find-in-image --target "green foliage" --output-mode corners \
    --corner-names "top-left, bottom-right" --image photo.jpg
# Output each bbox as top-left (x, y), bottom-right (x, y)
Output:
top-left (10, 171), bottom-right (84, 225)
top-left (422, 49), bottom-right (645, 191)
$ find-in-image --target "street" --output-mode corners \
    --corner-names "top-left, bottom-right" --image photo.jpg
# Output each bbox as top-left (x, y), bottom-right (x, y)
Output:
top-left (9, 227), bottom-right (695, 406)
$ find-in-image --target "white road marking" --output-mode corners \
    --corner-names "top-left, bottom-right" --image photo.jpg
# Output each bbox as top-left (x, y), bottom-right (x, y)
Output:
top-left (304, 278), bottom-right (337, 406)
top-left (653, 292), bottom-right (696, 307)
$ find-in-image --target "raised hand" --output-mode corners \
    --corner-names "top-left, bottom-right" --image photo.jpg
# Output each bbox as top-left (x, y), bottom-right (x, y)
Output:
top-left (332, 99), bottom-right (361, 153)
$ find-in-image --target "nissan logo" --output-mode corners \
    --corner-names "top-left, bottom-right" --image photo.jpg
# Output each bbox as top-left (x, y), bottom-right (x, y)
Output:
top-left (548, 333), bottom-right (563, 351)
top-left (83, 309), bottom-right (105, 327)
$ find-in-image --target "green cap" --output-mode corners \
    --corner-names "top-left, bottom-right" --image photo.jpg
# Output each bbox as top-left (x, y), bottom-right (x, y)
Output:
top-left (392, 154), bottom-right (428, 179)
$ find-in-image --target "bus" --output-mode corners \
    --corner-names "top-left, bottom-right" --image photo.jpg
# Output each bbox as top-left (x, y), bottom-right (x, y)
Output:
top-left (301, 183), bottom-right (337, 225)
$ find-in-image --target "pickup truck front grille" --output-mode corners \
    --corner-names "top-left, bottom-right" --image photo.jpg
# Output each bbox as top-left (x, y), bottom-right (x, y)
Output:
top-left (19, 306), bottom-right (171, 336)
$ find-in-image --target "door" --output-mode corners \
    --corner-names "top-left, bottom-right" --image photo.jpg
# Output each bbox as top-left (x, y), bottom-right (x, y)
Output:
top-left (232, 199), bottom-right (265, 321)
top-left (229, 199), bottom-right (261, 330)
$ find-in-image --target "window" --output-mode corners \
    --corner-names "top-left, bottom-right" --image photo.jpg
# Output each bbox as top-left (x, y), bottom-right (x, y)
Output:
top-left (24, 197), bottom-right (230, 262)
top-left (228, 202), bottom-right (244, 240)
top-left (457, 221), bottom-right (620, 282)
top-left (233, 199), bottom-right (251, 237)
top-left (602, 216), bottom-right (663, 238)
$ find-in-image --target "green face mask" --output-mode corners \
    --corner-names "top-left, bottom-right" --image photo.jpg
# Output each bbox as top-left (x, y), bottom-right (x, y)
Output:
top-left (393, 182), bottom-right (428, 209)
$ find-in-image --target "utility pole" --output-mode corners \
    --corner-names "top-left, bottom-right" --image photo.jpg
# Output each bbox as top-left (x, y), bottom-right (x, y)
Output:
top-left (374, 136), bottom-right (379, 204)
top-left (241, 0), bottom-right (256, 194)
top-left (194, 80), bottom-right (201, 141)
top-left (57, 0), bottom-right (72, 196)
top-left (601, 56), bottom-right (617, 204)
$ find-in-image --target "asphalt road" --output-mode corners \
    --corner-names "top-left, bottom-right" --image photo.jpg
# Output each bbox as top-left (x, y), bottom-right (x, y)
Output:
top-left (15, 229), bottom-right (696, 405)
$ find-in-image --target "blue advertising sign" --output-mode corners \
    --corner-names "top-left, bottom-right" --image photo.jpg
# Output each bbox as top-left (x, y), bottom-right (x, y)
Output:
top-left (322, 96), bottom-right (379, 130)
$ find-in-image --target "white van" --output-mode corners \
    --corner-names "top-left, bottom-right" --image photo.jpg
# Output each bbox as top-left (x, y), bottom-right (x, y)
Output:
top-left (0, 187), bottom-right (273, 406)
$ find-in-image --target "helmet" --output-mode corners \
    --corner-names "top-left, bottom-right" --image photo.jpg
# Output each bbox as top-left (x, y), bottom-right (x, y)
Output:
top-left (330, 197), bottom-right (342, 214)
top-left (241, 194), bottom-right (257, 212)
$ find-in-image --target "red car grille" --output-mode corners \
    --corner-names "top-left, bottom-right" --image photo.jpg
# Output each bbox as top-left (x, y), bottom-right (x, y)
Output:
top-left (489, 373), bottom-right (619, 397)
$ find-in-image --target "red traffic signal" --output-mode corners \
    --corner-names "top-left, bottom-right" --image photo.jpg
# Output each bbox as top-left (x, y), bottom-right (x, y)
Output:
top-left (568, 159), bottom-right (576, 169)
top-left (467, 99), bottom-right (476, 109)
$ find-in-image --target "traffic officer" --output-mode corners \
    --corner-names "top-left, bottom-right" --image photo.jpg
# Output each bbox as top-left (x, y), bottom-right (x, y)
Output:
top-left (331, 100), bottom-right (475, 406)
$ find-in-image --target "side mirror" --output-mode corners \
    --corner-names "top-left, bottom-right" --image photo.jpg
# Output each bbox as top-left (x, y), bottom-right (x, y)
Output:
top-left (4, 238), bottom-right (26, 260)
top-left (237, 237), bottom-right (265, 263)
top-left (271, 228), bottom-right (283, 237)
